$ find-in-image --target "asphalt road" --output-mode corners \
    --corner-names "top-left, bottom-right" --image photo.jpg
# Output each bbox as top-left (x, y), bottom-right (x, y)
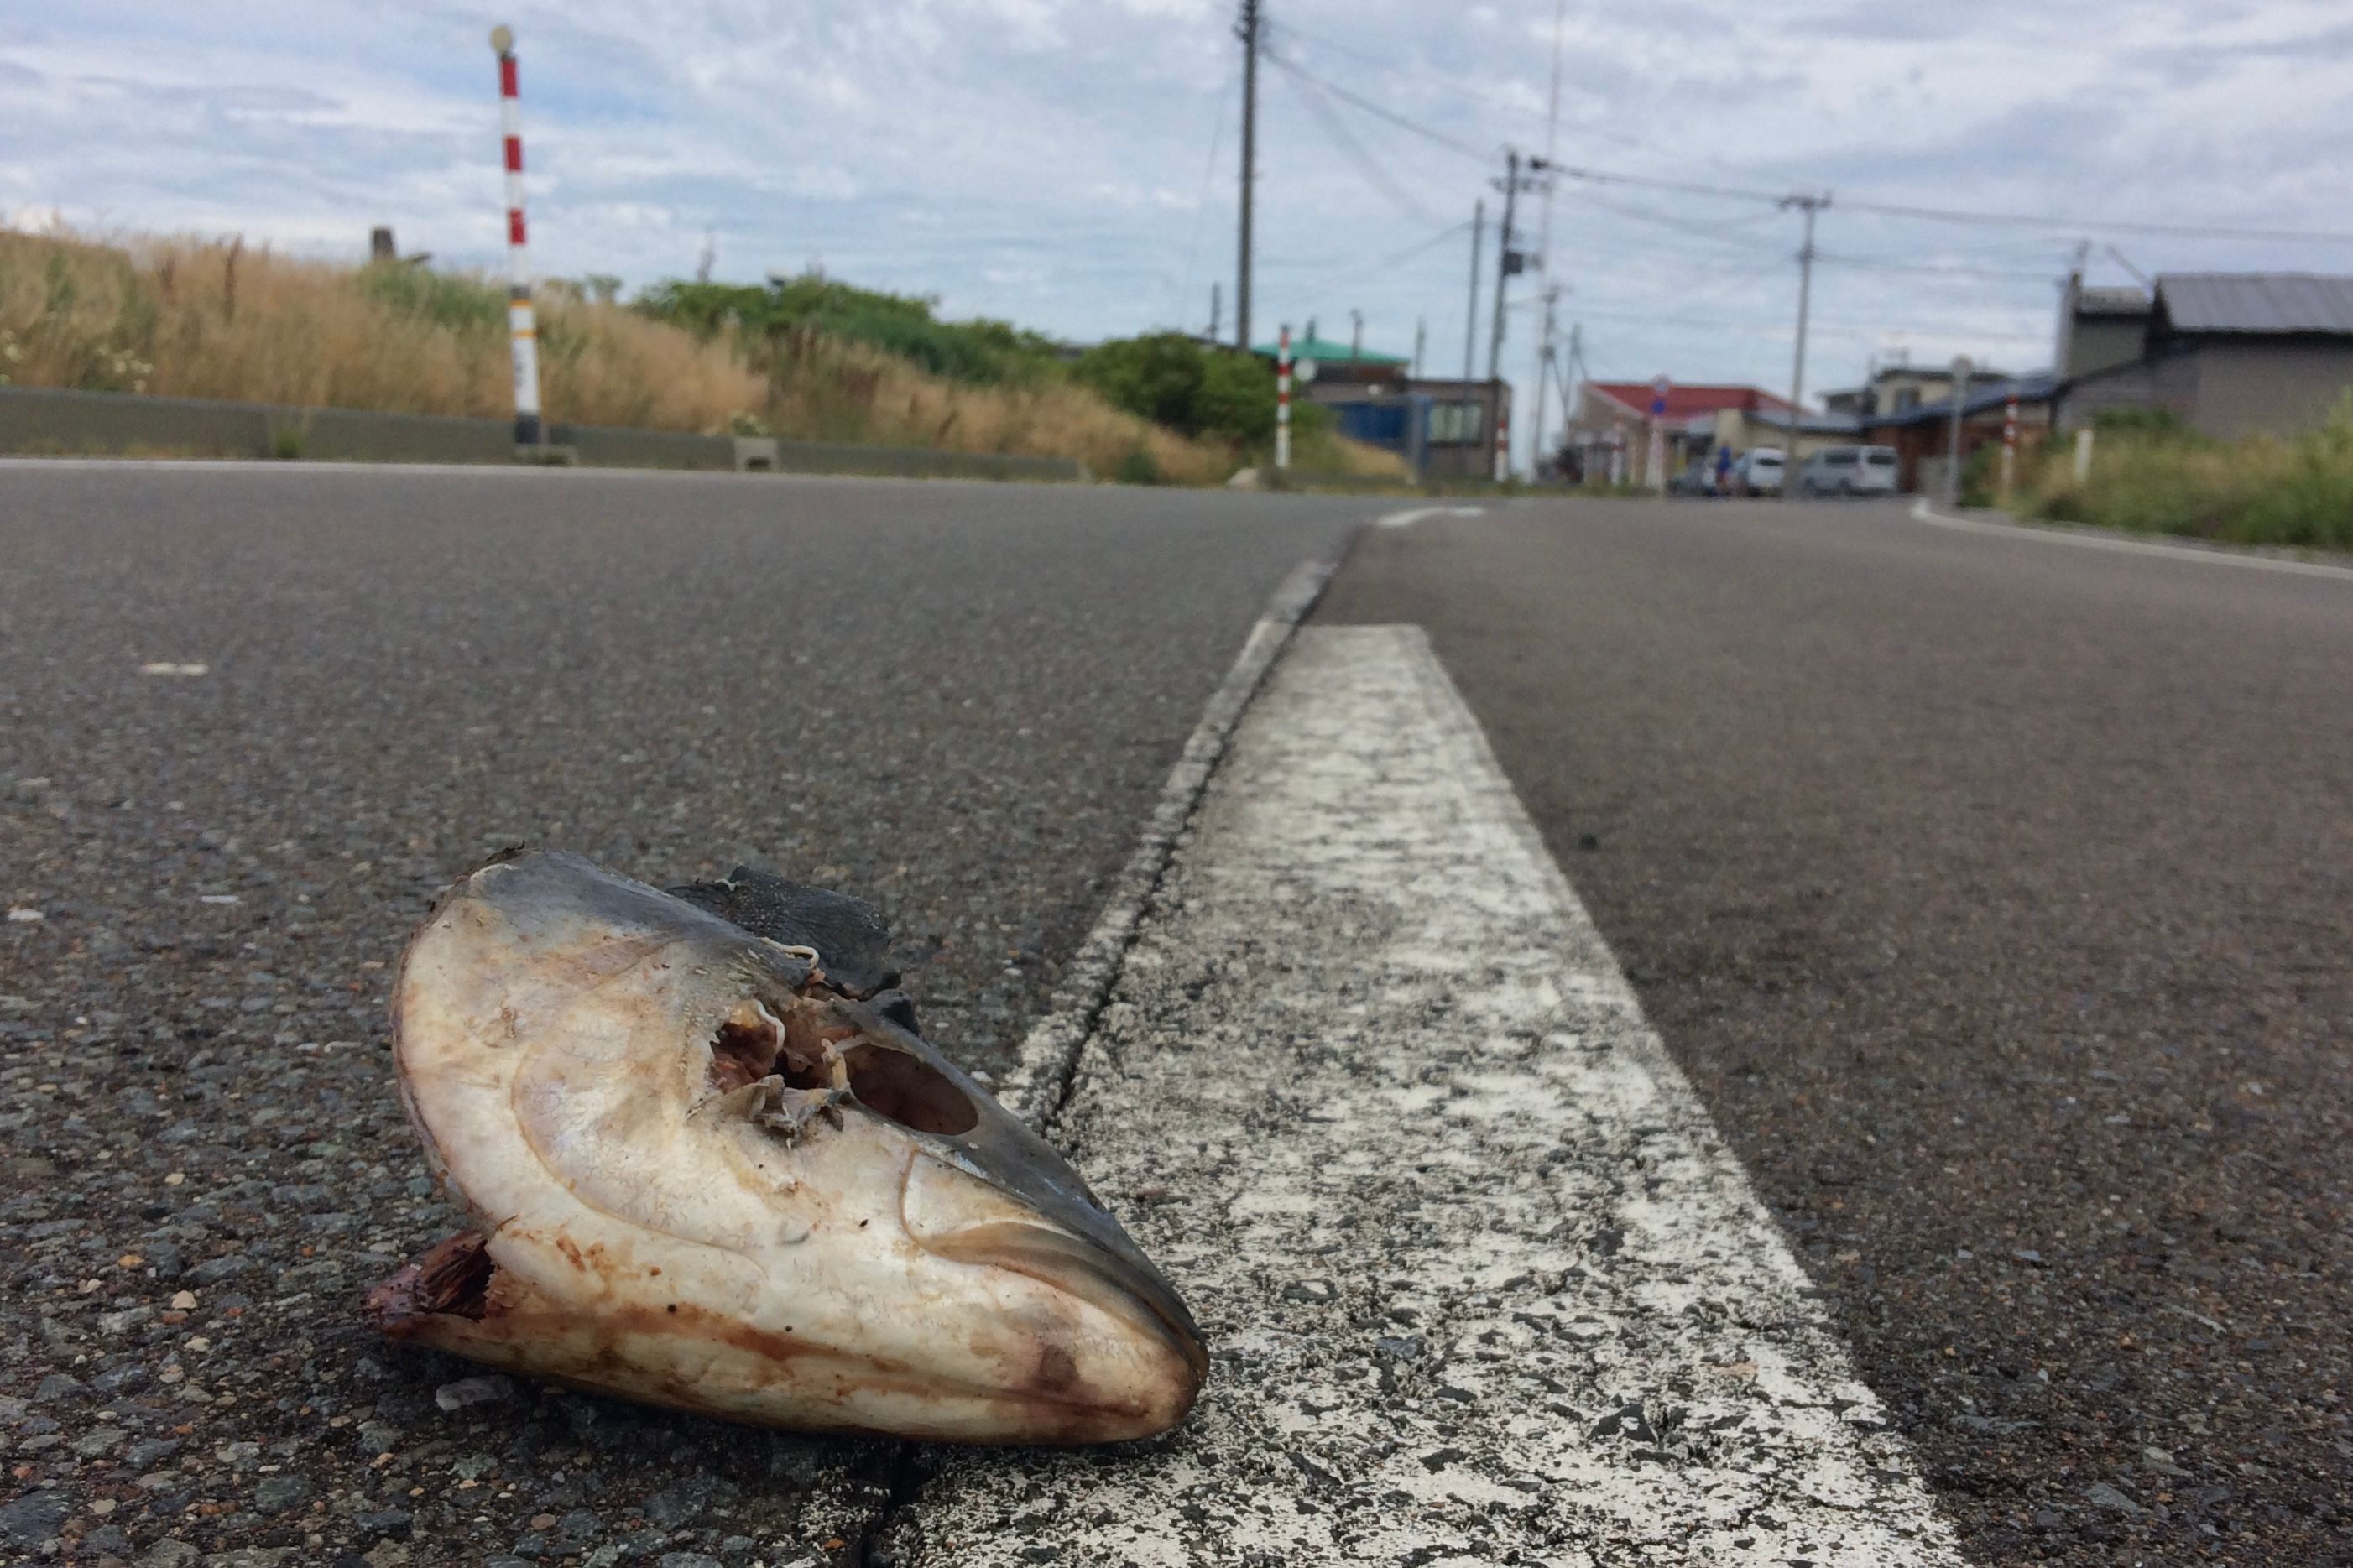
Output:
top-left (0, 464), bottom-right (1360, 1565)
top-left (1321, 497), bottom-right (2353, 1565)
top-left (11, 469), bottom-right (2350, 1568)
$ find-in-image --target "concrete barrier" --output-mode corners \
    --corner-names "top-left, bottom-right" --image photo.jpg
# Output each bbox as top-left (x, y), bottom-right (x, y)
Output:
top-left (0, 386), bottom-right (1084, 482)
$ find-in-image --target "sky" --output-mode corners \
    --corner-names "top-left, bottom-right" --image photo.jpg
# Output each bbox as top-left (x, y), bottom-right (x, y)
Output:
top-left (5, 0), bottom-right (2351, 466)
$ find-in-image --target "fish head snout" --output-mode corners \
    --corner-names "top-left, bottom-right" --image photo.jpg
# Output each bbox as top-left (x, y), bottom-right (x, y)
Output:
top-left (896, 1144), bottom-right (1207, 1441)
top-left (821, 998), bottom-right (1206, 1440)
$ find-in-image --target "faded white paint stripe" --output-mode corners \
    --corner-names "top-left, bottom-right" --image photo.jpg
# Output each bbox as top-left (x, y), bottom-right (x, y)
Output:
top-left (1909, 496), bottom-right (2353, 582)
top-left (1378, 503), bottom-right (1487, 528)
top-left (918, 625), bottom-right (1963, 1568)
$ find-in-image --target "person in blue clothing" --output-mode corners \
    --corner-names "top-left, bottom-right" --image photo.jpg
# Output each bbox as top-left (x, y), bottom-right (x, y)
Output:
top-left (1712, 442), bottom-right (1735, 497)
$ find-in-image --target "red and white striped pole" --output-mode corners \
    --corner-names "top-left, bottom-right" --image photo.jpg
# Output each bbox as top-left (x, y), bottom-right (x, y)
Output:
top-left (491, 24), bottom-right (544, 447)
top-left (1275, 325), bottom-right (1292, 471)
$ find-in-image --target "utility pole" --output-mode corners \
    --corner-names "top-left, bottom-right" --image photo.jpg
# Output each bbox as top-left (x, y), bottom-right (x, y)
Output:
top-left (1779, 191), bottom-right (1829, 500)
top-left (1463, 198), bottom-right (1484, 384)
top-left (1531, 284), bottom-right (1561, 479)
top-left (1946, 354), bottom-right (1972, 506)
top-left (1488, 152), bottom-right (1549, 481)
top-left (1234, 0), bottom-right (1260, 352)
top-left (1412, 316), bottom-right (1426, 378)
top-left (1487, 150), bottom-right (1520, 383)
top-left (2054, 237), bottom-right (2093, 376)
top-left (1489, 151), bottom-right (1521, 482)
top-left (1209, 281), bottom-right (1221, 342)
top-left (1534, 0), bottom-right (1567, 477)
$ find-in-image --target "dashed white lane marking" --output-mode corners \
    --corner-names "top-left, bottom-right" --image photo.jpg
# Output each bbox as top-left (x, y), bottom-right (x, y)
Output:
top-left (1378, 503), bottom-right (1487, 528)
top-left (1908, 496), bottom-right (2353, 582)
top-left (920, 625), bottom-right (1964, 1567)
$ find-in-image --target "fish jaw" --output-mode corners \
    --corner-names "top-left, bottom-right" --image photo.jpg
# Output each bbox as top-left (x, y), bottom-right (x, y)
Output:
top-left (372, 850), bottom-right (1204, 1444)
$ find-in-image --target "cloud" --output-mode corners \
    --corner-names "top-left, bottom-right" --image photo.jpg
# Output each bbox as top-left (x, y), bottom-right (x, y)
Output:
top-left (3, 0), bottom-right (2347, 461)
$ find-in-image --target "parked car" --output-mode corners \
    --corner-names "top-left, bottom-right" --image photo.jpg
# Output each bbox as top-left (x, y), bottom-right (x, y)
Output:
top-left (1795, 446), bottom-right (1860, 495)
top-left (1796, 444), bottom-right (1900, 497)
top-left (1734, 448), bottom-right (1784, 497)
top-left (1853, 445), bottom-right (1900, 495)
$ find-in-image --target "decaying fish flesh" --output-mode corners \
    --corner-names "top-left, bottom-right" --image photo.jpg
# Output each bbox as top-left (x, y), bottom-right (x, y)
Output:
top-left (366, 849), bottom-right (1206, 1444)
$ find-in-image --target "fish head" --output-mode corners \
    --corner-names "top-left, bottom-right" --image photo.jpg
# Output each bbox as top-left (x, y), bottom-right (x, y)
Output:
top-left (368, 849), bottom-right (1205, 1444)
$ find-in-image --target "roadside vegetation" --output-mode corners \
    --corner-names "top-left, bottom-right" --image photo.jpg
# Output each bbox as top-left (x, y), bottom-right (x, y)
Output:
top-left (1973, 404), bottom-right (2353, 551)
top-left (0, 227), bottom-right (1401, 484)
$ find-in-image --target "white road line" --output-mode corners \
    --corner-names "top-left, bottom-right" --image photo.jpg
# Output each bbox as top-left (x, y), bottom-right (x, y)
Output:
top-left (921, 625), bottom-right (1963, 1567)
top-left (1378, 503), bottom-right (1487, 528)
top-left (995, 558), bottom-right (1333, 1125)
top-left (1908, 496), bottom-right (2353, 582)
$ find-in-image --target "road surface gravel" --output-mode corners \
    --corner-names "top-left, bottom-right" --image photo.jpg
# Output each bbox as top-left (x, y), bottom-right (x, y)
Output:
top-left (0, 463), bottom-right (1357, 1565)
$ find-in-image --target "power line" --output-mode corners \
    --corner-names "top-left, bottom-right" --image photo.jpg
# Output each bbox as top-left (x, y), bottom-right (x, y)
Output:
top-left (1163, 60), bottom-right (1239, 331)
top-left (1261, 48), bottom-right (1493, 164)
top-left (1284, 217), bottom-right (1475, 293)
top-left (1561, 300), bottom-right (2054, 344)
top-left (1262, 25), bottom-right (2353, 249)
top-left (1273, 55), bottom-right (1445, 224)
top-left (1267, 20), bottom-right (1761, 183)
top-left (1813, 250), bottom-right (2064, 283)
top-left (1549, 162), bottom-right (2353, 246)
top-left (1564, 190), bottom-right (1786, 255)
top-left (1835, 195), bottom-right (2353, 245)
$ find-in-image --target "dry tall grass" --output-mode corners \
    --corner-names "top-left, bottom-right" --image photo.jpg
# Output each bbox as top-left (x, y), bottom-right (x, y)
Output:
top-left (753, 324), bottom-right (1233, 484)
top-left (0, 227), bottom-right (1259, 482)
top-left (1990, 405), bottom-right (2353, 551)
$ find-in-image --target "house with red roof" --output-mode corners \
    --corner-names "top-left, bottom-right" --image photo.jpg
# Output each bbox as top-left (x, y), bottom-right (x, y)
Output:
top-left (1561, 380), bottom-right (1856, 485)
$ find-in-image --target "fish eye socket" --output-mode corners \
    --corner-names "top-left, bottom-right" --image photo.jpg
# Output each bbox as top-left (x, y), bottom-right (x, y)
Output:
top-left (841, 1042), bottom-right (978, 1137)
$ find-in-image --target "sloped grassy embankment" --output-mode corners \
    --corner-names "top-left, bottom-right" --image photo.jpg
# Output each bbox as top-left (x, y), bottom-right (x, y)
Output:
top-left (0, 229), bottom-right (1400, 483)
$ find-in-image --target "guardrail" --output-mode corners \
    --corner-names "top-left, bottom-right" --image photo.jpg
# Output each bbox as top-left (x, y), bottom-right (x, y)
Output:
top-left (0, 386), bottom-right (1084, 483)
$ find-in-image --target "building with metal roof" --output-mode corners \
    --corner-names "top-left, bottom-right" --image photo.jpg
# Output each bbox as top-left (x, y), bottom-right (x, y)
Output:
top-left (2055, 272), bottom-right (2353, 440)
top-left (2156, 273), bottom-right (2353, 336)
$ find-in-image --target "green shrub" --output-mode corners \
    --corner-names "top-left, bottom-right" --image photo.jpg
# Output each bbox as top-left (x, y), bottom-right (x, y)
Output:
top-left (1072, 332), bottom-right (1279, 445)
top-left (1196, 348), bottom-right (1277, 444)
top-left (1114, 445), bottom-right (1163, 485)
top-left (634, 274), bottom-right (1062, 388)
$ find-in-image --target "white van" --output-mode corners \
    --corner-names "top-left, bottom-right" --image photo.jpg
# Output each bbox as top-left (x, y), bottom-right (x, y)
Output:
top-left (1797, 445), bottom-right (1900, 497)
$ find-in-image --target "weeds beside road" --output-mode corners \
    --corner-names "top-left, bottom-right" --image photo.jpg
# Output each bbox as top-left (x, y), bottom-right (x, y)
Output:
top-left (1978, 404), bottom-right (2353, 552)
top-left (0, 228), bottom-right (1403, 486)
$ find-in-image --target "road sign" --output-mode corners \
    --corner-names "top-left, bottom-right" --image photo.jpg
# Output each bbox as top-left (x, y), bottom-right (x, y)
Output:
top-left (1294, 358), bottom-right (1317, 384)
top-left (1651, 375), bottom-right (1671, 419)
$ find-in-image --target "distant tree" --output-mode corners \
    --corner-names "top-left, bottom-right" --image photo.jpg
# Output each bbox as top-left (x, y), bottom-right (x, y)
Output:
top-left (1073, 334), bottom-right (1281, 445)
